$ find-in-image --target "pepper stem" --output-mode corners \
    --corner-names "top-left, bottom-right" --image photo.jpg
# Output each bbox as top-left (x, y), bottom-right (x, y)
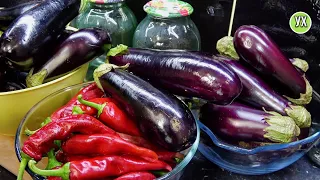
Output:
top-left (45, 149), bottom-right (62, 170)
top-left (17, 153), bottom-right (31, 180)
top-left (26, 68), bottom-right (48, 88)
top-left (28, 160), bottom-right (70, 180)
top-left (72, 105), bottom-right (84, 115)
top-left (25, 128), bottom-right (37, 136)
top-left (77, 95), bottom-right (106, 117)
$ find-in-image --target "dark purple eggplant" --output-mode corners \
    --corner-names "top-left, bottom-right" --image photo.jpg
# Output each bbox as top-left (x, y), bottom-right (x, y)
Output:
top-left (0, 0), bottom-right (43, 31)
top-left (200, 102), bottom-right (300, 143)
top-left (0, 0), bottom-right (86, 70)
top-left (3, 81), bottom-right (26, 92)
top-left (107, 45), bottom-right (242, 105)
top-left (26, 28), bottom-right (112, 88)
top-left (215, 56), bottom-right (311, 128)
top-left (93, 63), bottom-right (197, 151)
top-left (233, 25), bottom-right (312, 105)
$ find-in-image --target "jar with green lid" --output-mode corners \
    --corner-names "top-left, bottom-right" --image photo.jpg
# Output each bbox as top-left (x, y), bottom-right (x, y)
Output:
top-left (74, 0), bottom-right (137, 81)
top-left (133, 0), bottom-right (201, 51)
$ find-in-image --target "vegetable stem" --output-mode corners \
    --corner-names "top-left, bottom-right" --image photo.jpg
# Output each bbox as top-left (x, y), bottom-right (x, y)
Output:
top-left (17, 153), bottom-right (31, 180)
top-left (77, 94), bottom-right (106, 117)
top-left (28, 160), bottom-right (70, 180)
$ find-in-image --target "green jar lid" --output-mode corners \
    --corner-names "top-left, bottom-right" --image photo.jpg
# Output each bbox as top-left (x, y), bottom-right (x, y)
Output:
top-left (89, 0), bottom-right (125, 4)
top-left (144, 0), bottom-right (194, 18)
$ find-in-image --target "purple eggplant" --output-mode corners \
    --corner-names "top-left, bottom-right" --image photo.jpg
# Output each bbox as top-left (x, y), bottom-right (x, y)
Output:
top-left (233, 25), bottom-right (312, 105)
top-left (0, 1), bottom-right (43, 31)
top-left (215, 56), bottom-right (311, 128)
top-left (0, 0), bottom-right (86, 70)
top-left (200, 102), bottom-right (300, 143)
top-left (26, 28), bottom-right (112, 88)
top-left (93, 63), bottom-right (197, 152)
top-left (106, 45), bottom-right (242, 105)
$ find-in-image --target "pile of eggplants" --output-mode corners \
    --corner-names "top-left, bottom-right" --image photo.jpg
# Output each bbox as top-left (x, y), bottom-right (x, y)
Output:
top-left (0, 0), bottom-right (113, 92)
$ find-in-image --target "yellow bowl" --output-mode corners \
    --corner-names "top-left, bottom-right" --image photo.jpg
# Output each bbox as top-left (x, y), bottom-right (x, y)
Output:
top-left (0, 65), bottom-right (88, 136)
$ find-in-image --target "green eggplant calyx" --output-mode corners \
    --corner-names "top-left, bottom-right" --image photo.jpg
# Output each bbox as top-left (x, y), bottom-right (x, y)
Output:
top-left (72, 105), bottom-right (84, 115)
top-left (26, 68), bottom-right (48, 88)
top-left (285, 105), bottom-right (312, 128)
top-left (284, 77), bottom-right (313, 105)
top-left (292, 58), bottom-right (309, 73)
top-left (45, 149), bottom-right (62, 170)
top-left (106, 44), bottom-right (129, 58)
top-left (93, 63), bottom-right (130, 90)
top-left (77, 94), bottom-right (106, 117)
top-left (17, 153), bottom-right (31, 180)
top-left (264, 114), bottom-right (300, 143)
top-left (0, 31), bottom-right (3, 36)
top-left (216, 36), bottom-right (240, 60)
top-left (28, 160), bottom-right (70, 180)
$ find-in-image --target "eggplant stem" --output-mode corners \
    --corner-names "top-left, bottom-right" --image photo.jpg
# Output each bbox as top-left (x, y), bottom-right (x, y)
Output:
top-left (28, 160), bottom-right (70, 180)
top-left (284, 76), bottom-right (312, 105)
top-left (292, 58), bottom-right (309, 72)
top-left (216, 36), bottom-right (240, 60)
top-left (285, 105), bottom-right (311, 128)
top-left (26, 68), bottom-right (48, 88)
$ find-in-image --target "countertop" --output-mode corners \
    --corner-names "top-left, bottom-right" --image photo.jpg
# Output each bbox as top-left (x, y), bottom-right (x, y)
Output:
top-left (2, 151), bottom-right (319, 180)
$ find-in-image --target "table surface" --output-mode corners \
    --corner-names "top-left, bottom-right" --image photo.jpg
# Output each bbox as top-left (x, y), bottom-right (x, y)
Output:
top-left (2, 151), bottom-right (319, 180)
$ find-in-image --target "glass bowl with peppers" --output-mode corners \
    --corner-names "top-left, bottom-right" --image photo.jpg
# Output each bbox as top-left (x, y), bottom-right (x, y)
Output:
top-left (15, 82), bottom-right (200, 180)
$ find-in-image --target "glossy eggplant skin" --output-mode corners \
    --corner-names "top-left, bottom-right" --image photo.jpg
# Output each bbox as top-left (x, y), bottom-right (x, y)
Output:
top-left (109, 48), bottom-right (242, 105)
top-left (98, 68), bottom-right (197, 152)
top-left (0, 0), bottom-right (43, 31)
top-left (234, 25), bottom-right (306, 98)
top-left (0, 0), bottom-right (81, 68)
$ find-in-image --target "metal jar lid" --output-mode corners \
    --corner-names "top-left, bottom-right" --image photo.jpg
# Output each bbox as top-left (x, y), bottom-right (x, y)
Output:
top-left (144, 0), bottom-right (194, 18)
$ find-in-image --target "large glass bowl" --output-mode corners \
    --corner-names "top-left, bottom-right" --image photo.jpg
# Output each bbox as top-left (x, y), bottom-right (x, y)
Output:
top-left (15, 82), bottom-right (200, 180)
top-left (198, 92), bottom-right (320, 175)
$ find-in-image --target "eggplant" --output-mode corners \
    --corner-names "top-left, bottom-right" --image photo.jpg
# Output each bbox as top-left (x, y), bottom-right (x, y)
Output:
top-left (0, 0), bottom-right (85, 70)
top-left (289, 58), bottom-right (309, 73)
top-left (93, 63), bottom-right (197, 151)
top-left (26, 28), bottom-right (112, 88)
top-left (0, 1), bottom-right (43, 31)
top-left (3, 81), bottom-right (26, 92)
top-left (232, 25), bottom-right (312, 105)
top-left (200, 102), bottom-right (300, 143)
top-left (215, 56), bottom-right (311, 128)
top-left (107, 45), bottom-right (243, 105)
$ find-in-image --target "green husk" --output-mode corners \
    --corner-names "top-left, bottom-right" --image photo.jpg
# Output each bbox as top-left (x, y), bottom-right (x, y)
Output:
top-left (285, 104), bottom-right (312, 128)
top-left (26, 68), bottom-right (48, 88)
top-left (264, 114), bottom-right (300, 143)
top-left (292, 58), bottom-right (309, 72)
top-left (216, 36), bottom-right (240, 60)
top-left (284, 76), bottom-right (313, 105)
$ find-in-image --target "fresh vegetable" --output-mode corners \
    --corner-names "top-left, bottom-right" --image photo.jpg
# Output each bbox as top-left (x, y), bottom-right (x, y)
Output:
top-left (94, 64), bottom-right (197, 152)
top-left (0, 61), bottom-right (7, 91)
top-left (50, 83), bottom-right (104, 121)
top-left (61, 134), bottom-right (158, 162)
top-left (26, 28), bottom-right (112, 87)
top-left (77, 95), bottom-right (142, 136)
top-left (200, 102), bottom-right (300, 143)
top-left (28, 156), bottom-right (172, 180)
top-left (45, 149), bottom-right (62, 170)
top-left (0, 1), bottom-right (43, 31)
top-left (227, 25), bottom-right (312, 105)
top-left (0, 0), bottom-right (86, 70)
top-left (215, 56), bottom-right (311, 128)
top-left (289, 58), bottom-right (309, 73)
top-left (115, 172), bottom-right (156, 180)
top-left (107, 45), bottom-right (242, 105)
top-left (22, 114), bottom-right (116, 161)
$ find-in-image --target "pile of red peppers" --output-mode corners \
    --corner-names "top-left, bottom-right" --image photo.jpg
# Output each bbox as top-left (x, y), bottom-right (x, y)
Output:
top-left (18, 83), bottom-right (184, 180)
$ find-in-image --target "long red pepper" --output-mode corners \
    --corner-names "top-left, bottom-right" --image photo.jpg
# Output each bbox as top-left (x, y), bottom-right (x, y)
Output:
top-left (51, 83), bottom-right (104, 121)
top-left (62, 134), bottom-right (158, 162)
top-left (115, 172), bottom-right (156, 180)
top-left (22, 115), bottom-right (116, 161)
top-left (28, 156), bottom-right (172, 180)
top-left (77, 95), bottom-right (142, 136)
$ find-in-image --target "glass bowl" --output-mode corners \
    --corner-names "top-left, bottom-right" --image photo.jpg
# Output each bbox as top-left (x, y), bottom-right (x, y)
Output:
top-left (198, 92), bottom-right (320, 175)
top-left (15, 82), bottom-right (200, 180)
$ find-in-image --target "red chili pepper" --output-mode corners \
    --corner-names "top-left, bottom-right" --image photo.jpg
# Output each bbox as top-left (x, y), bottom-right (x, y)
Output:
top-left (118, 133), bottom-right (184, 163)
top-left (77, 95), bottom-right (142, 136)
top-left (51, 83), bottom-right (104, 121)
top-left (62, 134), bottom-right (158, 162)
top-left (22, 114), bottom-right (116, 161)
top-left (115, 172), bottom-right (156, 180)
top-left (28, 156), bottom-right (172, 180)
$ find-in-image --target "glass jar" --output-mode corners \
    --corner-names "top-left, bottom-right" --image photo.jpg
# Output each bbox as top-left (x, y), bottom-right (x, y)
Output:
top-left (74, 0), bottom-right (137, 81)
top-left (133, 0), bottom-right (201, 51)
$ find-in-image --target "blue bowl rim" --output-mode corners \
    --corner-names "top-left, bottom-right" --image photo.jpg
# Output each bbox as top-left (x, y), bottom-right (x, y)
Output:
top-left (14, 82), bottom-right (201, 180)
